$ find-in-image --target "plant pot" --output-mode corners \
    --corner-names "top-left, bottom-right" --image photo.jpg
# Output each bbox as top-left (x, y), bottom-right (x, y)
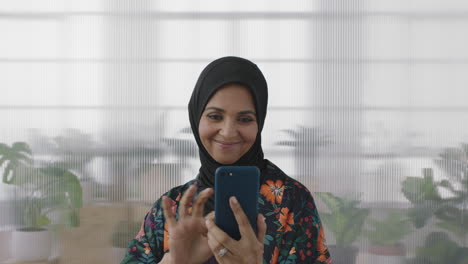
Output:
top-left (0, 231), bottom-right (12, 261)
top-left (369, 243), bottom-right (405, 256)
top-left (328, 245), bottom-right (358, 264)
top-left (112, 247), bottom-right (128, 263)
top-left (365, 244), bottom-right (406, 264)
top-left (11, 227), bottom-right (52, 262)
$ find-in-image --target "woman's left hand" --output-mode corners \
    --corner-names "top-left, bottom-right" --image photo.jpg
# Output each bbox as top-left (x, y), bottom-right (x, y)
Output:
top-left (205, 196), bottom-right (267, 264)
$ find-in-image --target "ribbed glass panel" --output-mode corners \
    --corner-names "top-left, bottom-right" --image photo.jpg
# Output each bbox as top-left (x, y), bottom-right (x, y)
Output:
top-left (1, 0), bottom-right (467, 263)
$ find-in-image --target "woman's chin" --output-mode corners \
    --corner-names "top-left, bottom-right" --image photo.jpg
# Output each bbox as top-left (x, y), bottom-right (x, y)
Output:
top-left (213, 156), bottom-right (241, 165)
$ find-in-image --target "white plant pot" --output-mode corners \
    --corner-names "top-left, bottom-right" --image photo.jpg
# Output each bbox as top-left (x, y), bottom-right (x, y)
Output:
top-left (11, 228), bottom-right (52, 262)
top-left (112, 247), bottom-right (128, 263)
top-left (0, 231), bottom-right (12, 261)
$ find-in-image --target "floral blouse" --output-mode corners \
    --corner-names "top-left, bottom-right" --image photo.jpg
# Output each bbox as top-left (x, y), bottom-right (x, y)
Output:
top-left (122, 161), bottom-right (332, 264)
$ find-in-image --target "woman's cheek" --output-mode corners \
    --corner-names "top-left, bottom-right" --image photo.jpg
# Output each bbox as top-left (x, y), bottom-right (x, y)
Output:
top-left (243, 124), bottom-right (258, 143)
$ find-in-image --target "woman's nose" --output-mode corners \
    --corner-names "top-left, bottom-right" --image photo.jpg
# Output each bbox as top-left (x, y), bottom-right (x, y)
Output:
top-left (219, 120), bottom-right (238, 138)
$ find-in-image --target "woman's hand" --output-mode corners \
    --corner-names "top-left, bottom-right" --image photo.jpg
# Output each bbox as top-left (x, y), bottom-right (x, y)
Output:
top-left (162, 184), bottom-right (214, 264)
top-left (205, 197), bottom-right (267, 264)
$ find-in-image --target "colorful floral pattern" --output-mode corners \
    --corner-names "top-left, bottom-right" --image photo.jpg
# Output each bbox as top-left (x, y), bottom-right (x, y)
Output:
top-left (121, 161), bottom-right (332, 264)
top-left (261, 179), bottom-right (285, 204)
top-left (278, 207), bottom-right (294, 232)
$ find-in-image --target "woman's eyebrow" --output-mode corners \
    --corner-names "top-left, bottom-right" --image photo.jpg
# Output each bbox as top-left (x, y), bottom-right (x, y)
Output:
top-left (204, 107), bottom-right (255, 115)
top-left (239, 110), bottom-right (256, 115)
top-left (204, 106), bottom-right (224, 112)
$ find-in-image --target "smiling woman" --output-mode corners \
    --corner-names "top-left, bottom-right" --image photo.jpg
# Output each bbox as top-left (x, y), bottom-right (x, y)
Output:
top-left (122, 57), bottom-right (332, 264)
top-left (199, 84), bottom-right (258, 165)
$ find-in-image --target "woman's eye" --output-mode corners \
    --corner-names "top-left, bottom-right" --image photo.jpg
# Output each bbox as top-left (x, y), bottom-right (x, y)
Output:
top-left (207, 114), bottom-right (222, 121)
top-left (239, 117), bottom-right (254, 123)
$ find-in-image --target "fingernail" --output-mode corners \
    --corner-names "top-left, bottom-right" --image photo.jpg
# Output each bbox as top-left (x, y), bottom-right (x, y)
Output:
top-left (231, 196), bottom-right (238, 205)
top-left (205, 219), bottom-right (211, 227)
top-left (261, 215), bottom-right (266, 222)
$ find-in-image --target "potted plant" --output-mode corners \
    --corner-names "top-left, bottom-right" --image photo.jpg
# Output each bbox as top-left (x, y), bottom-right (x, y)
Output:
top-left (406, 232), bottom-right (468, 264)
top-left (402, 150), bottom-right (468, 242)
top-left (1, 141), bottom-right (82, 261)
top-left (28, 128), bottom-right (97, 205)
top-left (402, 143), bottom-right (468, 263)
top-left (316, 192), bottom-right (369, 264)
top-left (364, 210), bottom-right (412, 264)
top-left (111, 220), bottom-right (141, 263)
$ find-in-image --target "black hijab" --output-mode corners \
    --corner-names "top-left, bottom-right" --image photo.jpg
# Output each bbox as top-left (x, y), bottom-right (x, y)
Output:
top-left (188, 56), bottom-right (268, 212)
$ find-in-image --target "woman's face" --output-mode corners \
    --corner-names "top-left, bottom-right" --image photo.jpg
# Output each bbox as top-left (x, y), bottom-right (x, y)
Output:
top-left (199, 84), bottom-right (258, 165)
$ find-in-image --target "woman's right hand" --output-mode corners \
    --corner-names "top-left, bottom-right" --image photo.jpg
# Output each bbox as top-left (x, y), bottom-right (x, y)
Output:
top-left (161, 184), bottom-right (214, 264)
top-left (205, 197), bottom-right (266, 264)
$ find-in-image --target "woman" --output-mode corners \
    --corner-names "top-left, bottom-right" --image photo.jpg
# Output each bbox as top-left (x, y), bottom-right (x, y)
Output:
top-left (122, 57), bottom-right (332, 264)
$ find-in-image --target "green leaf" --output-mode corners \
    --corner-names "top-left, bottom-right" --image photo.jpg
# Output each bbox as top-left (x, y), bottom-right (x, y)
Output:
top-left (0, 156), bottom-right (7, 167)
top-left (12, 142), bottom-right (33, 154)
top-left (364, 210), bottom-right (412, 246)
top-left (295, 236), bottom-right (307, 243)
top-left (265, 211), bottom-right (276, 217)
top-left (317, 192), bottom-right (369, 247)
top-left (0, 142), bottom-right (33, 184)
top-left (416, 232), bottom-right (461, 264)
top-left (258, 197), bottom-right (265, 205)
top-left (39, 167), bottom-right (83, 209)
top-left (435, 218), bottom-right (468, 240)
top-left (402, 175), bottom-right (441, 203)
top-left (36, 214), bottom-right (51, 227)
top-left (2, 161), bottom-right (14, 184)
top-left (67, 209), bottom-right (80, 227)
top-left (316, 192), bottom-right (342, 213)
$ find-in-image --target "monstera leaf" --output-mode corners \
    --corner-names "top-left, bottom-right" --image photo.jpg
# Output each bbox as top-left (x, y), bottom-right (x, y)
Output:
top-left (0, 142), bottom-right (33, 184)
top-left (39, 167), bottom-right (83, 227)
top-left (1, 141), bottom-right (83, 229)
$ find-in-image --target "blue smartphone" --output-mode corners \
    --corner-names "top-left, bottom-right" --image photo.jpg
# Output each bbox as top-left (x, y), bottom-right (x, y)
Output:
top-left (215, 166), bottom-right (260, 240)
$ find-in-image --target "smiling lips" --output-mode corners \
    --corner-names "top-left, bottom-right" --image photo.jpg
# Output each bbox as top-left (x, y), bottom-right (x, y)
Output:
top-left (213, 139), bottom-right (242, 149)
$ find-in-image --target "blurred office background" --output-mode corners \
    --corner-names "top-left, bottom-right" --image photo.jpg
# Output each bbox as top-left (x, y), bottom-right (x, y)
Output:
top-left (1, 0), bottom-right (468, 263)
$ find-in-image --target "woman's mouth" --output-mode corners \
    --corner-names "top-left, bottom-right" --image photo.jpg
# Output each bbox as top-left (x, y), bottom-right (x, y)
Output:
top-left (213, 139), bottom-right (241, 148)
